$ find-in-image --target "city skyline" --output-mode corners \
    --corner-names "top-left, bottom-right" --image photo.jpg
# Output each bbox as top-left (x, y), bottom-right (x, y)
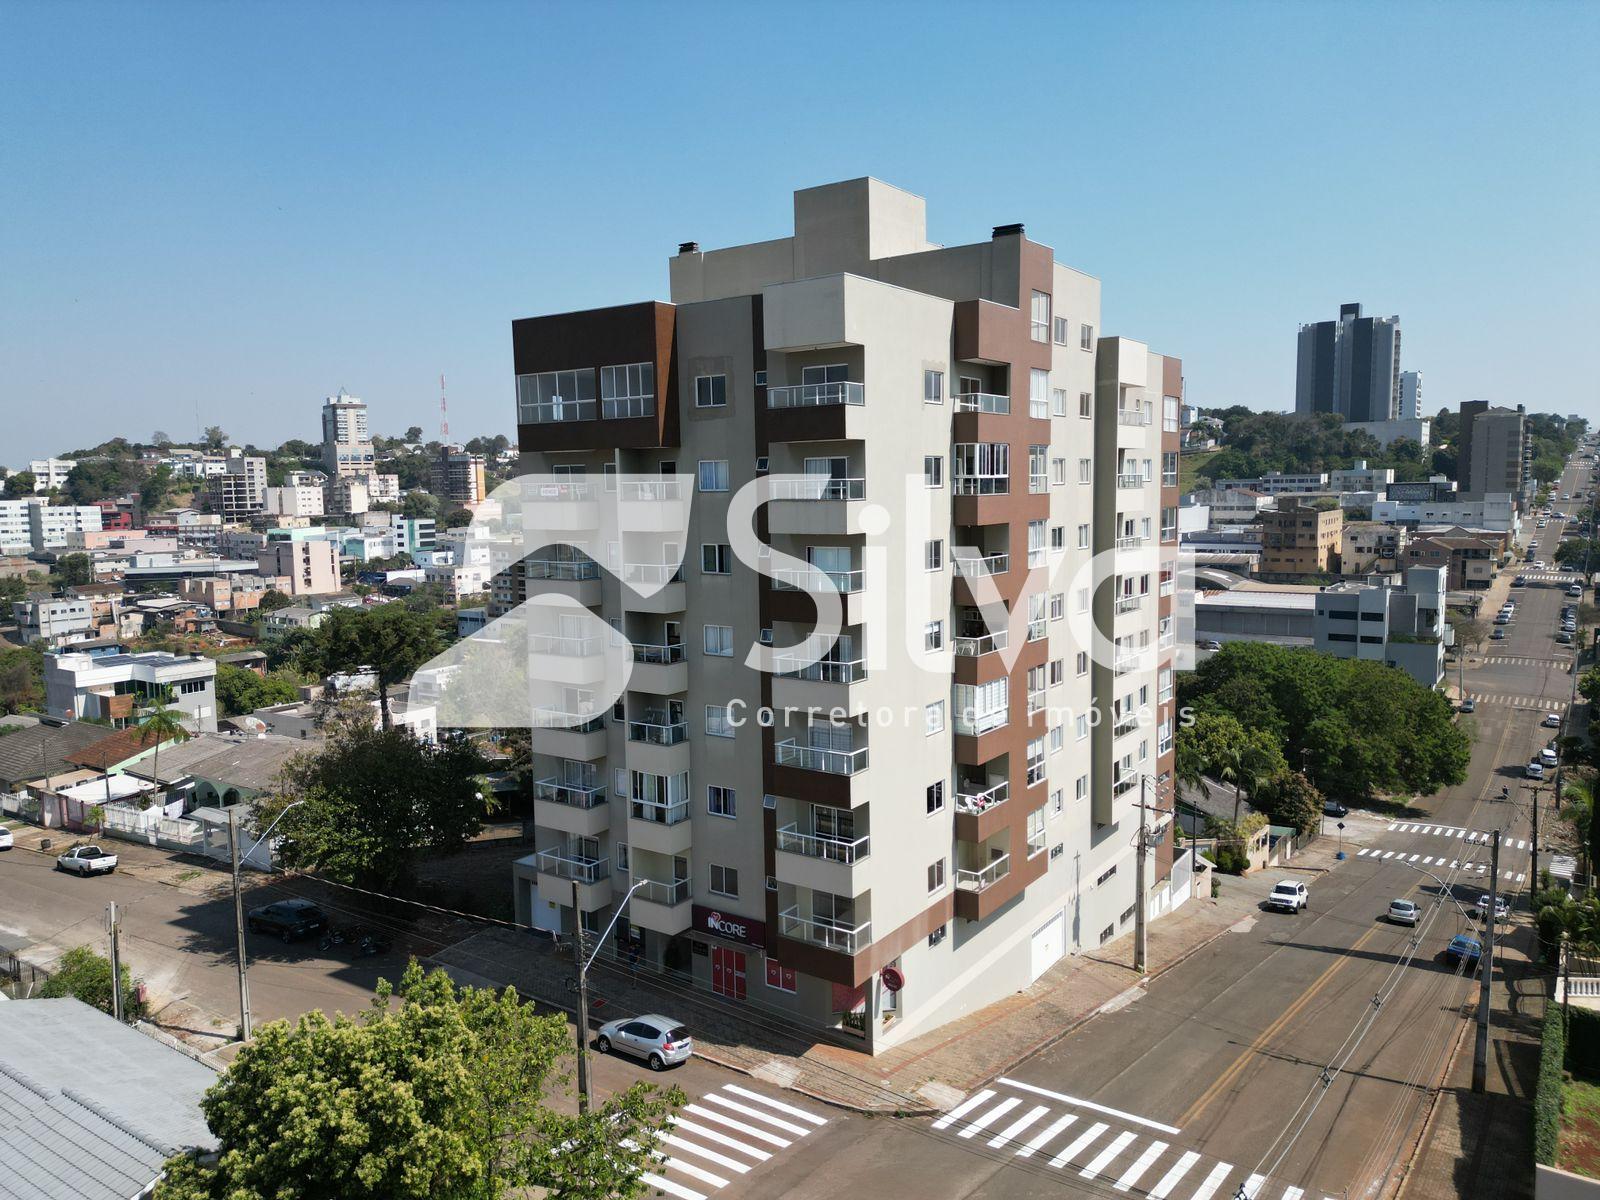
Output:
top-left (5, 2), bottom-right (1598, 463)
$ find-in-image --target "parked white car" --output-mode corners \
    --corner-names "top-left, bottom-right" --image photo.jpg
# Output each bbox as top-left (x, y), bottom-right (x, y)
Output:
top-left (55, 845), bottom-right (118, 876)
top-left (0, 827), bottom-right (13, 851)
top-left (1266, 880), bottom-right (1309, 913)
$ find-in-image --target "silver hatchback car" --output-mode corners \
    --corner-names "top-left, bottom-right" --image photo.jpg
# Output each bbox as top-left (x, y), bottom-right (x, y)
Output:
top-left (596, 1013), bottom-right (692, 1070)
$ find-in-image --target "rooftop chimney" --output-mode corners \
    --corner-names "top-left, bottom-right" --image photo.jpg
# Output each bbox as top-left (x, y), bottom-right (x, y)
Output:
top-left (677, 241), bottom-right (700, 255)
top-left (992, 223), bottom-right (1024, 239)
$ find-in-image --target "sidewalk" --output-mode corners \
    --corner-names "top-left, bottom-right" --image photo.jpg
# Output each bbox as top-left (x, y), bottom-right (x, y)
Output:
top-left (428, 846), bottom-right (1329, 1113)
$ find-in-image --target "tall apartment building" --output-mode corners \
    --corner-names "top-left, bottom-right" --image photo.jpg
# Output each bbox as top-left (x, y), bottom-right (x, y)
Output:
top-left (432, 449), bottom-right (487, 504)
top-left (204, 453), bottom-right (267, 521)
top-left (28, 502), bottom-right (103, 553)
top-left (321, 392), bottom-right (375, 478)
top-left (1294, 302), bottom-right (1402, 422)
top-left (263, 483), bottom-right (325, 518)
top-left (257, 536), bottom-right (341, 596)
top-left (1457, 401), bottom-right (1531, 507)
top-left (1399, 370), bottom-right (1423, 420)
top-left (505, 178), bottom-right (1182, 1051)
top-left (27, 458), bottom-right (76, 491)
top-left (1258, 497), bottom-right (1343, 579)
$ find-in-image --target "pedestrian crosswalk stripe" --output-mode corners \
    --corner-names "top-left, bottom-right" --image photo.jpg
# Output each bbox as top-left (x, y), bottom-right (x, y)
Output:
top-left (958, 1095), bottom-right (1020, 1139)
top-left (1049, 1120), bottom-right (1109, 1168)
top-left (1281, 1188), bottom-right (1305, 1200)
top-left (988, 1104), bottom-right (1051, 1149)
top-left (932, 1089), bottom-right (995, 1130)
top-left (641, 1169), bottom-right (705, 1200)
top-left (1016, 1112), bottom-right (1077, 1158)
top-left (1383, 851), bottom-right (1396, 859)
top-left (681, 1105), bottom-right (791, 1149)
top-left (660, 1132), bottom-right (752, 1174)
top-left (1241, 1173), bottom-right (1267, 1197)
top-left (1081, 1130), bottom-right (1138, 1178)
top-left (632, 1144), bottom-right (729, 1190)
top-left (702, 1092), bottom-right (812, 1137)
top-left (1409, 853), bottom-right (1421, 862)
top-left (669, 1117), bottom-right (771, 1161)
top-left (1149, 1150), bottom-right (1202, 1198)
top-left (724, 1084), bottom-right (827, 1126)
top-left (1114, 1139), bottom-right (1168, 1191)
top-left (1189, 1161), bottom-right (1235, 1200)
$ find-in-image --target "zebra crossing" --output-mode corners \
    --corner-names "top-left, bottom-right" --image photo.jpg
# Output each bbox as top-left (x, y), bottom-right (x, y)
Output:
top-left (1353, 847), bottom-right (1527, 884)
top-left (641, 1084), bottom-right (827, 1200)
top-left (1458, 693), bottom-right (1569, 710)
top-left (929, 1079), bottom-right (1336, 1200)
top-left (1516, 571), bottom-right (1581, 583)
top-left (1383, 821), bottom-right (1531, 849)
top-left (1479, 655), bottom-right (1574, 667)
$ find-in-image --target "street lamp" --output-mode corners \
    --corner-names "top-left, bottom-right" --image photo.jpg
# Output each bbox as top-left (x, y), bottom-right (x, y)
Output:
top-left (230, 799), bottom-right (303, 1042)
top-left (572, 876), bottom-right (648, 1113)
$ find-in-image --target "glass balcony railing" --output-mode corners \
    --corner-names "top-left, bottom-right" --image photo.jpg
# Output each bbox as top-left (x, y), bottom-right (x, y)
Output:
top-left (769, 477), bottom-right (866, 501)
top-left (776, 824), bottom-right (871, 864)
top-left (601, 394), bottom-right (656, 419)
top-left (771, 567), bottom-right (864, 594)
top-left (773, 739), bottom-right (869, 775)
top-left (955, 553), bottom-right (1009, 578)
top-left (953, 392), bottom-right (1010, 415)
top-left (767, 382), bottom-right (865, 409)
top-left (618, 479), bottom-right (684, 502)
top-left (527, 558), bottom-right (601, 581)
top-left (627, 720), bottom-right (688, 746)
top-left (953, 630), bottom-right (1008, 657)
top-left (533, 778), bottom-right (607, 808)
top-left (772, 657), bottom-right (866, 683)
top-left (536, 849), bottom-right (610, 883)
top-left (1117, 408), bottom-right (1152, 426)
top-left (953, 708), bottom-right (1009, 737)
top-left (1115, 595), bottom-right (1144, 614)
top-left (631, 642), bottom-right (686, 665)
top-left (530, 633), bottom-right (601, 657)
top-left (1116, 472), bottom-right (1145, 489)
top-left (622, 563), bottom-right (684, 585)
top-left (779, 907), bottom-right (871, 954)
top-left (531, 708), bottom-right (606, 733)
top-left (954, 476), bottom-right (1010, 496)
top-left (632, 876), bottom-right (690, 906)
top-left (957, 854), bottom-right (1011, 893)
top-left (628, 797), bottom-right (691, 825)
top-left (519, 400), bottom-right (597, 424)
top-left (954, 779), bottom-right (1008, 815)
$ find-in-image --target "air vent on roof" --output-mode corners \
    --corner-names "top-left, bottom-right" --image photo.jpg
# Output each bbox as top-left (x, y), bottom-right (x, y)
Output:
top-left (678, 241), bottom-right (700, 255)
top-left (992, 223), bottom-right (1024, 239)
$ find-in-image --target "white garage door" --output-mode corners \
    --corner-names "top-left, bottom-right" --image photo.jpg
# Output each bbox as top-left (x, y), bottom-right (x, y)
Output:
top-left (1030, 911), bottom-right (1066, 983)
top-left (530, 883), bottom-right (563, 933)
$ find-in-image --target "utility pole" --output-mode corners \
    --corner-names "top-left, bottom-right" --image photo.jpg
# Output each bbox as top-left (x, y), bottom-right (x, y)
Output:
top-left (1135, 776), bottom-right (1149, 975)
top-left (1531, 783), bottom-right (1542, 888)
top-left (572, 879), bottom-right (591, 1115)
top-left (1472, 830), bottom-right (1501, 1094)
top-left (105, 902), bottom-right (123, 1022)
top-left (228, 810), bottom-right (252, 1041)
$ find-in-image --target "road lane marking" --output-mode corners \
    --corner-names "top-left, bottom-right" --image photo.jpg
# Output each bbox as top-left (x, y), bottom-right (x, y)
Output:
top-left (635, 1145), bottom-right (728, 1190)
top-left (681, 1105), bottom-right (791, 1148)
top-left (1112, 1139), bottom-right (1167, 1190)
top-left (1015, 1113), bottom-right (1076, 1158)
top-left (997, 1077), bottom-right (1182, 1134)
top-left (640, 1171), bottom-right (704, 1200)
top-left (1383, 851), bottom-right (1396, 859)
top-left (1080, 1130), bottom-right (1136, 1178)
top-left (957, 1096), bottom-right (1019, 1139)
top-left (987, 1104), bottom-right (1050, 1148)
top-left (1047, 1121), bottom-right (1108, 1168)
top-left (1188, 1161), bottom-right (1234, 1200)
top-left (724, 1085), bottom-right (827, 1126)
top-left (1281, 1188), bottom-right (1305, 1200)
top-left (1241, 1172), bottom-right (1267, 1197)
top-left (668, 1117), bottom-right (771, 1161)
top-left (1148, 1150), bottom-right (1200, 1198)
top-left (660, 1132), bottom-right (753, 1174)
top-left (1358, 848), bottom-right (1371, 856)
top-left (701, 1092), bottom-right (812, 1136)
top-left (1408, 854), bottom-right (1420, 862)
top-left (931, 1089), bottom-right (994, 1130)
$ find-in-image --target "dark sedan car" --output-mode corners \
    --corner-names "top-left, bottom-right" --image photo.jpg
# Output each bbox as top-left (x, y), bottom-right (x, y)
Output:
top-left (1322, 799), bottom-right (1349, 818)
top-left (247, 898), bottom-right (330, 943)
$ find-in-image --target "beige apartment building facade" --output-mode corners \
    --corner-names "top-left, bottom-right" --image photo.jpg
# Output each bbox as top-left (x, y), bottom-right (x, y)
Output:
top-left (1259, 497), bottom-right (1343, 579)
top-left (506, 179), bottom-right (1182, 1052)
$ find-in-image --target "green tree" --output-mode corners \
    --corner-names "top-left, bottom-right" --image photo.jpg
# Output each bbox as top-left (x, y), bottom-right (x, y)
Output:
top-left (404, 425), bottom-right (424, 442)
top-left (139, 463), bottom-right (175, 513)
top-left (0, 643), bottom-right (44, 713)
top-left (136, 696), bottom-right (188, 798)
top-left (296, 602), bottom-right (444, 729)
top-left (202, 425), bottom-right (228, 451)
top-left (56, 553), bottom-right (93, 587)
top-left (156, 963), bottom-right (682, 1200)
top-left (1256, 770), bottom-right (1324, 835)
top-left (2, 470), bottom-right (35, 498)
top-left (1449, 615), bottom-right (1488, 658)
top-left (259, 714), bottom-right (492, 892)
top-left (402, 490), bottom-right (441, 520)
top-left (39, 945), bottom-right (146, 1020)
top-left (215, 662), bottom-right (302, 716)
top-left (64, 458), bottom-right (146, 504)
top-left (443, 508), bottom-right (473, 529)
top-left (256, 588), bottom-right (293, 612)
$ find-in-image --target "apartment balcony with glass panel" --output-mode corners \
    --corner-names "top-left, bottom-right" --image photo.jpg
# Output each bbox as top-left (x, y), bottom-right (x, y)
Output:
top-left (952, 768), bottom-right (1012, 843)
top-left (533, 761), bottom-right (610, 837)
top-left (627, 849), bottom-right (691, 935)
top-left (771, 724), bottom-right (870, 807)
top-left (952, 526), bottom-right (1022, 606)
top-left (626, 622), bottom-right (688, 694)
top-left (776, 884), bottom-right (872, 957)
top-left (626, 775), bottom-right (693, 856)
top-left (952, 682), bottom-right (1012, 765)
top-left (770, 628), bottom-right (868, 717)
top-left (950, 360), bottom-right (1012, 441)
top-left (522, 479), bottom-right (600, 533)
top-left (525, 554), bottom-right (602, 605)
top-left (619, 555), bottom-right (686, 615)
top-left (528, 626), bottom-right (610, 687)
top-left (765, 540), bottom-right (866, 625)
top-left (624, 702), bottom-right (690, 778)
top-left (767, 448), bottom-right (868, 536)
top-left (529, 705), bottom-right (607, 760)
top-left (616, 476), bottom-right (689, 533)
top-left (773, 800), bottom-right (870, 896)
top-left (953, 834), bottom-right (1014, 923)
top-left (763, 342), bottom-right (866, 443)
top-left (532, 838), bottom-right (614, 910)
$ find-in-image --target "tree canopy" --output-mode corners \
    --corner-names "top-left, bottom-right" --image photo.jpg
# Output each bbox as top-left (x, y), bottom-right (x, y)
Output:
top-left (1178, 642), bottom-right (1469, 801)
top-left (157, 963), bottom-right (681, 1200)
top-left (295, 601), bottom-right (444, 728)
top-left (259, 710), bottom-right (492, 891)
top-left (215, 662), bottom-right (302, 716)
top-left (39, 945), bottom-right (145, 1019)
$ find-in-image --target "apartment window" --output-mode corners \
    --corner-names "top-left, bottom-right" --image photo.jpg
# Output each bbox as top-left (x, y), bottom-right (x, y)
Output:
top-left (924, 455), bottom-right (944, 488)
top-left (694, 374), bottom-right (728, 408)
top-left (1097, 864), bottom-right (1117, 886)
top-left (1052, 387), bottom-right (1069, 417)
top-left (1051, 593), bottom-right (1066, 621)
top-left (1051, 788), bottom-right (1064, 815)
top-left (701, 544), bottom-right (732, 574)
top-left (754, 369), bottom-right (768, 387)
top-left (600, 362), bottom-right (656, 418)
top-left (755, 456), bottom-right (769, 473)
top-left (1030, 369), bottom-right (1050, 418)
top-left (705, 704), bottom-right (735, 738)
top-left (924, 370), bottom-right (944, 404)
top-left (1050, 525), bottom-right (1066, 551)
top-left (1051, 457), bottom-right (1068, 486)
top-left (1163, 396), bottom-right (1180, 433)
top-left (926, 780), bottom-right (945, 814)
top-left (1030, 445), bottom-right (1049, 493)
top-left (703, 624), bottom-right (733, 656)
top-left (615, 842), bottom-right (629, 872)
top-left (697, 460), bottom-right (729, 492)
top-left (1162, 506), bottom-right (1179, 542)
top-left (517, 367), bottom-right (596, 423)
top-left (1030, 291), bottom-right (1051, 342)
top-left (709, 864), bottom-right (739, 898)
top-left (1075, 774), bottom-right (1088, 801)
top-left (1054, 315), bottom-right (1070, 345)
top-left (1027, 805), bottom-right (1047, 856)
top-left (925, 539), bottom-right (944, 571)
top-left (1077, 587), bottom-right (1090, 612)
top-left (928, 924), bottom-right (947, 947)
top-left (1162, 451), bottom-right (1178, 488)
top-left (1049, 725), bottom-right (1064, 753)
top-left (924, 620), bottom-right (944, 651)
top-left (1026, 737), bottom-right (1046, 786)
top-left (602, 463), bottom-right (617, 491)
top-left (928, 858), bottom-right (947, 893)
top-left (1049, 659), bottom-right (1064, 685)
top-left (925, 700), bottom-right (945, 735)
top-left (1077, 523), bottom-right (1090, 549)
top-left (1076, 714), bottom-right (1089, 740)
top-left (1079, 391), bottom-right (1093, 418)
top-left (1027, 520), bottom-right (1046, 568)
top-left (1080, 324), bottom-right (1095, 351)
top-left (1078, 458), bottom-right (1092, 484)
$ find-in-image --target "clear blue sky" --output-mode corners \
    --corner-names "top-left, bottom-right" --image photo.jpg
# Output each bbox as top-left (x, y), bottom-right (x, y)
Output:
top-left (5, 1), bottom-right (1597, 464)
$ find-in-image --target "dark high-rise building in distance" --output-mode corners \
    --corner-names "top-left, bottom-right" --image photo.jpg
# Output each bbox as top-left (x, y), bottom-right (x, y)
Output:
top-left (1295, 302), bottom-right (1402, 423)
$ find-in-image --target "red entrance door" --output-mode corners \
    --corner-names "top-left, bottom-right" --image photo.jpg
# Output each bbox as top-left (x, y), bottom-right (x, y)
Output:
top-left (711, 947), bottom-right (747, 1000)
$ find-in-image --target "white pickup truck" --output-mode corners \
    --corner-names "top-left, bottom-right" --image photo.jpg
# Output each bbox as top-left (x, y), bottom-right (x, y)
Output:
top-left (55, 845), bottom-right (118, 876)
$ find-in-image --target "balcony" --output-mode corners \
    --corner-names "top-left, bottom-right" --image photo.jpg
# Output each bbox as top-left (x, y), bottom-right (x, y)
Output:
top-left (955, 552), bottom-right (1010, 579)
top-left (529, 709), bottom-right (606, 760)
top-left (627, 719), bottom-right (688, 746)
top-left (1113, 651), bottom-right (1145, 676)
top-left (528, 632), bottom-right (607, 686)
top-left (957, 853), bottom-right (1011, 893)
top-left (1116, 472), bottom-right (1144, 489)
top-left (774, 823), bottom-right (871, 895)
top-left (629, 641), bottom-right (688, 693)
top-left (953, 393), bottom-right (1010, 415)
top-left (627, 797), bottom-right (693, 855)
top-left (1115, 535), bottom-right (1149, 551)
top-left (620, 563), bottom-right (685, 614)
top-left (616, 479), bottom-right (689, 532)
top-left (953, 476), bottom-right (1010, 497)
top-left (533, 777), bottom-right (609, 836)
top-left (953, 852), bottom-right (1014, 922)
top-left (1112, 714), bottom-right (1140, 739)
top-left (771, 654), bottom-right (868, 718)
top-left (771, 566), bottom-right (863, 594)
top-left (534, 848), bottom-right (613, 909)
top-left (776, 823), bottom-right (870, 864)
top-left (1115, 594), bottom-right (1144, 615)
top-left (524, 482), bottom-right (600, 533)
top-left (952, 778), bottom-right (1012, 843)
top-left (628, 875), bottom-right (692, 935)
top-left (779, 907), bottom-right (871, 956)
top-left (953, 630), bottom-right (1008, 657)
top-left (767, 477), bottom-right (870, 536)
top-left (769, 477), bottom-right (865, 502)
top-left (953, 708), bottom-right (1009, 738)
top-left (767, 382), bottom-right (864, 409)
top-left (773, 739), bottom-right (869, 776)
top-left (1117, 408), bottom-right (1152, 427)
top-left (1113, 776), bottom-right (1139, 798)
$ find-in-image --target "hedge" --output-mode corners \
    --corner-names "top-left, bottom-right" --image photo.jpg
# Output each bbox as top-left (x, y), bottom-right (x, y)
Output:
top-left (1571, 1007), bottom-right (1600, 1079)
top-left (1536, 997), bottom-right (1567, 1165)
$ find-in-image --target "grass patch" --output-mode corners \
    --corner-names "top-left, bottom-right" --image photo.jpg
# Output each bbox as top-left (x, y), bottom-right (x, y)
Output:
top-left (1560, 1077), bottom-right (1600, 1178)
top-left (1179, 449), bottom-right (1220, 494)
top-left (173, 869), bottom-right (202, 884)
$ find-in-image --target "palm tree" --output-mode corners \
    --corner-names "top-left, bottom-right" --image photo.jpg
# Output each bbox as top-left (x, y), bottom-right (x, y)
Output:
top-left (136, 693), bottom-right (187, 805)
